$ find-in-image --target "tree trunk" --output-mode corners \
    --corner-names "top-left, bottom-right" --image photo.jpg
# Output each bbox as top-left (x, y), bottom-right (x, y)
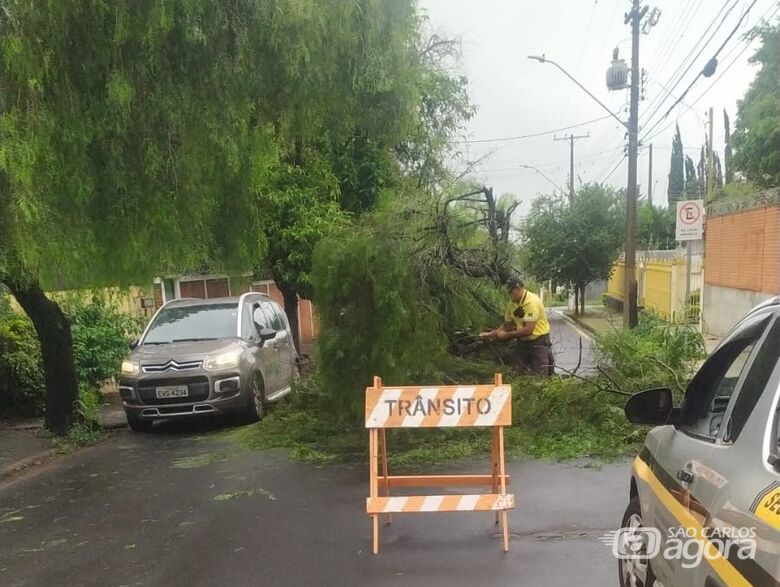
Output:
top-left (573, 286), bottom-right (579, 316)
top-left (579, 285), bottom-right (586, 316)
top-left (3, 275), bottom-right (78, 435)
top-left (278, 282), bottom-right (301, 353)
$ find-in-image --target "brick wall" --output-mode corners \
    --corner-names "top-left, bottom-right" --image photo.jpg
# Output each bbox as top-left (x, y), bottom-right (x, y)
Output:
top-left (704, 205), bottom-right (780, 295)
top-left (250, 281), bottom-right (319, 345)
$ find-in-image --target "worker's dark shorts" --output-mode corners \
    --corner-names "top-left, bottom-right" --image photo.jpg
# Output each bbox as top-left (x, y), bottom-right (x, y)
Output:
top-left (511, 334), bottom-right (554, 377)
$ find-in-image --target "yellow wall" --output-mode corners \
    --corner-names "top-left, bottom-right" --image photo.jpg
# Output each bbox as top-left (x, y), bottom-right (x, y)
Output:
top-left (608, 262), bottom-right (626, 300)
top-left (643, 262), bottom-right (674, 320)
top-left (607, 258), bottom-right (694, 323)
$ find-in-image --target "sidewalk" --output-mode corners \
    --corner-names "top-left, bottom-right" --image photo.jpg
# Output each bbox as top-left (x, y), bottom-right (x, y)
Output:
top-left (563, 307), bottom-right (622, 337)
top-left (0, 428), bottom-right (57, 479)
top-left (0, 392), bottom-right (127, 482)
top-left (565, 307), bottom-right (723, 356)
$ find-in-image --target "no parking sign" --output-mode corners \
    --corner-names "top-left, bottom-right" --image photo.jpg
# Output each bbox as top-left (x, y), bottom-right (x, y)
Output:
top-left (675, 199), bottom-right (704, 241)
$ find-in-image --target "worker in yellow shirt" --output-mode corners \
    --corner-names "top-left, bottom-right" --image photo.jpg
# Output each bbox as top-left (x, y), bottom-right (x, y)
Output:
top-left (480, 278), bottom-right (554, 377)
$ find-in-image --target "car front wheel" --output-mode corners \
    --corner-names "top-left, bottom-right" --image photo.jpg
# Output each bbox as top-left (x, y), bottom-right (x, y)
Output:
top-left (619, 495), bottom-right (656, 587)
top-left (245, 372), bottom-right (266, 422)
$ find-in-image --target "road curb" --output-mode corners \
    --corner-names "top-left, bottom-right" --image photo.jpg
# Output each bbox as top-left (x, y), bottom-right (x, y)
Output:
top-left (101, 419), bottom-right (128, 431)
top-left (556, 311), bottom-right (596, 341)
top-left (0, 448), bottom-right (59, 482)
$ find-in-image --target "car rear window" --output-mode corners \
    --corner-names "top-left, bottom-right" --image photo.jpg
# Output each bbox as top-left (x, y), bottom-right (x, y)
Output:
top-left (143, 303), bottom-right (238, 344)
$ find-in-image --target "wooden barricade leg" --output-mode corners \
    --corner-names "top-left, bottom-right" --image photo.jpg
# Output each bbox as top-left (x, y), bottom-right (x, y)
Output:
top-left (498, 424), bottom-right (510, 552)
top-left (492, 426), bottom-right (500, 525)
top-left (493, 372), bottom-right (503, 527)
top-left (370, 427), bottom-right (379, 554)
top-left (370, 375), bottom-right (382, 554)
top-left (380, 428), bottom-right (392, 525)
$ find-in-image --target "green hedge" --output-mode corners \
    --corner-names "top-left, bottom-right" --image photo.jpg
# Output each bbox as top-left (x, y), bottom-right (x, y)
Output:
top-left (0, 293), bottom-right (143, 418)
top-left (0, 302), bottom-right (45, 417)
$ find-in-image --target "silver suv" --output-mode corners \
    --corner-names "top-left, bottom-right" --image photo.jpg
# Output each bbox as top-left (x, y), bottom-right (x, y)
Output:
top-left (119, 293), bottom-right (298, 432)
top-left (621, 297), bottom-right (780, 586)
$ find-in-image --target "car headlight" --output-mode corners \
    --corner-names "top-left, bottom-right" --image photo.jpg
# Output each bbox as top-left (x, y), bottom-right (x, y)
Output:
top-left (121, 360), bottom-right (140, 375)
top-left (205, 348), bottom-right (243, 370)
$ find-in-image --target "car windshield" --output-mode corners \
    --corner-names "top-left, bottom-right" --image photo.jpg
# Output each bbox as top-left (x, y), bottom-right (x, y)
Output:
top-left (143, 303), bottom-right (238, 344)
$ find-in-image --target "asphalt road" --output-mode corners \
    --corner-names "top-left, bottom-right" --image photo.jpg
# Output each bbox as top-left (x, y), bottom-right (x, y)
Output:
top-left (548, 310), bottom-right (597, 376)
top-left (1, 312), bottom-right (621, 586)
top-left (1, 420), bottom-right (630, 587)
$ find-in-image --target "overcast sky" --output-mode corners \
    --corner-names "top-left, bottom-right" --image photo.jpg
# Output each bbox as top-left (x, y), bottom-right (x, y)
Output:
top-left (418, 0), bottom-right (778, 215)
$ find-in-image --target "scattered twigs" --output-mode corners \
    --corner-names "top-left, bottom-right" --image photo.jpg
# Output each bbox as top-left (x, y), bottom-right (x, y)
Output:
top-left (648, 357), bottom-right (686, 395)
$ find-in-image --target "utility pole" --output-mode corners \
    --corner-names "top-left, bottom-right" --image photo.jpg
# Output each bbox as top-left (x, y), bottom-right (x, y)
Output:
top-left (706, 106), bottom-right (715, 203)
top-left (647, 143), bottom-right (653, 207)
top-left (553, 133), bottom-right (590, 205)
top-left (624, 0), bottom-right (647, 329)
top-left (528, 3), bottom-right (655, 328)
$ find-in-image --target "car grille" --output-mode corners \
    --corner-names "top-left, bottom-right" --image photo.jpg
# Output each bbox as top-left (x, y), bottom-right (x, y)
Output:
top-left (137, 376), bottom-right (210, 405)
top-left (142, 359), bottom-right (203, 374)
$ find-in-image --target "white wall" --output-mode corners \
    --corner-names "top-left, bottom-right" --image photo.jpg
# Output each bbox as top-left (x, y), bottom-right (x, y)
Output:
top-left (702, 284), bottom-right (773, 338)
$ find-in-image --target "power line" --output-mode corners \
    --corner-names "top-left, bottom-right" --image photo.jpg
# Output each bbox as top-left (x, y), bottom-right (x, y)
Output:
top-left (641, 0), bottom-right (761, 141)
top-left (601, 155), bottom-right (627, 184)
top-left (641, 3), bottom-right (778, 144)
top-left (645, 0), bottom-right (703, 78)
top-left (451, 114), bottom-right (612, 144)
top-left (582, 1), bottom-right (732, 188)
top-left (640, 0), bottom-right (736, 129)
top-left (477, 144), bottom-right (626, 172)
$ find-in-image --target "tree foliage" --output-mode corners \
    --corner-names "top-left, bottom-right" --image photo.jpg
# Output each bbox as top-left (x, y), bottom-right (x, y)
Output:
top-left (684, 154), bottom-right (699, 198)
top-left (667, 124), bottom-right (685, 204)
top-left (724, 109), bottom-right (734, 184)
top-left (0, 0), bottom-right (473, 427)
top-left (637, 205), bottom-right (676, 250)
top-left (732, 22), bottom-right (780, 187)
top-left (521, 183), bottom-right (624, 313)
top-left (252, 5), bottom-right (473, 348)
top-left (64, 295), bottom-right (144, 392)
top-left (312, 192), bottom-right (507, 421)
top-left (0, 1), bottom-right (289, 284)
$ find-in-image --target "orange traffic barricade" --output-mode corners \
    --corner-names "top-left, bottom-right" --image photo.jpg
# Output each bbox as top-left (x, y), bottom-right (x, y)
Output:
top-left (365, 373), bottom-right (514, 553)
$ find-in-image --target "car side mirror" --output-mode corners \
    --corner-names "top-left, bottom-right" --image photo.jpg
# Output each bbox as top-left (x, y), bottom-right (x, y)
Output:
top-left (625, 387), bottom-right (675, 426)
top-left (258, 328), bottom-right (276, 343)
top-left (129, 338), bottom-right (139, 350)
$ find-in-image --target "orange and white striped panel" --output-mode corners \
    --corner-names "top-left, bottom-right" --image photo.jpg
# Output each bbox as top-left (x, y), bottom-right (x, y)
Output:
top-left (367, 493), bottom-right (515, 514)
top-left (364, 384), bottom-right (511, 428)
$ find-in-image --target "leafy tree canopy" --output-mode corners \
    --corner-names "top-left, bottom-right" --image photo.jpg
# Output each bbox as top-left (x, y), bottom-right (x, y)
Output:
top-left (521, 183), bottom-right (625, 293)
top-left (732, 22), bottom-right (780, 187)
top-left (0, 0), bottom-right (282, 285)
top-left (638, 204), bottom-right (676, 250)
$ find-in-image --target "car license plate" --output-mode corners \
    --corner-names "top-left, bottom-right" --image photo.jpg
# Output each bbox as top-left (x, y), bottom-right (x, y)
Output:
top-left (155, 385), bottom-right (189, 399)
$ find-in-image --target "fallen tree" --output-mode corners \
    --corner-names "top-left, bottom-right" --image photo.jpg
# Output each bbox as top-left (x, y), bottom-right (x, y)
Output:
top-left (312, 185), bottom-right (521, 420)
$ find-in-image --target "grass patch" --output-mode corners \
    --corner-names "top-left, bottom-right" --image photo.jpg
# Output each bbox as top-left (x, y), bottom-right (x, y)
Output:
top-left (222, 313), bottom-right (699, 467)
top-left (224, 375), bottom-right (644, 467)
top-left (63, 422), bottom-right (104, 447)
top-left (48, 386), bottom-right (107, 450)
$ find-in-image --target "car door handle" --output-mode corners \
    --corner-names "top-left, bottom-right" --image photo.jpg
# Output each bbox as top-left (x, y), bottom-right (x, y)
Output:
top-left (677, 469), bottom-right (695, 484)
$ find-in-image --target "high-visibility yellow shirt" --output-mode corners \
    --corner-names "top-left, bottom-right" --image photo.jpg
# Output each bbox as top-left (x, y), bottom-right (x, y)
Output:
top-left (504, 290), bottom-right (550, 341)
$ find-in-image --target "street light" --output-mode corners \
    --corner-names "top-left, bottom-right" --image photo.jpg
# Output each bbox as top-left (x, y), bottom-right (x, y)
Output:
top-left (518, 164), bottom-right (565, 194)
top-left (528, 2), bottom-right (645, 330)
top-left (527, 55), bottom-right (627, 130)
